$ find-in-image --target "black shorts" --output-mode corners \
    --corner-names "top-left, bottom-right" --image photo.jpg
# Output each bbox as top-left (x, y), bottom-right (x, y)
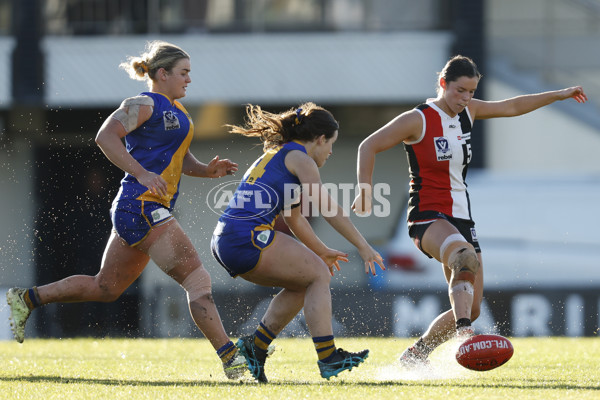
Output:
top-left (408, 211), bottom-right (481, 258)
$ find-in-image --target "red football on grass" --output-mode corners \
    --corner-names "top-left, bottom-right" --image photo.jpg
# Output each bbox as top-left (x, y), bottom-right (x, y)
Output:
top-left (455, 334), bottom-right (514, 371)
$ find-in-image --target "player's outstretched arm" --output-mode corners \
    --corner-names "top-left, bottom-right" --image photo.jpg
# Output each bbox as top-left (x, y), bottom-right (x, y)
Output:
top-left (470, 86), bottom-right (588, 120)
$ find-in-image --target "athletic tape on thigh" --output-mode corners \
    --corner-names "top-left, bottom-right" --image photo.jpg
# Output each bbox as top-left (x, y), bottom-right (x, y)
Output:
top-left (439, 233), bottom-right (465, 262)
top-left (181, 267), bottom-right (212, 302)
top-left (112, 95), bottom-right (154, 133)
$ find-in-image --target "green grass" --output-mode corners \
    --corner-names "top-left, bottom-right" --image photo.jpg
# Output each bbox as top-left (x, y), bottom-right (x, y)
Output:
top-left (1, 337), bottom-right (598, 399)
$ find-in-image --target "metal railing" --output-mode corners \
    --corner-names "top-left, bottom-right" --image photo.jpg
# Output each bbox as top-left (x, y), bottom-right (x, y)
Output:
top-left (40, 0), bottom-right (448, 36)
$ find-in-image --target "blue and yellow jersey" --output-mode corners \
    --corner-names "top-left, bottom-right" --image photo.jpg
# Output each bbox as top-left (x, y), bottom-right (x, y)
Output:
top-left (217, 141), bottom-right (306, 232)
top-left (114, 92), bottom-right (194, 210)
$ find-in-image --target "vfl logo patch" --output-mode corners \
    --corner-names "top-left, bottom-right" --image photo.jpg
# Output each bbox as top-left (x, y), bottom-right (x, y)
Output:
top-left (470, 227), bottom-right (478, 242)
top-left (434, 136), bottom-right (452, 161)
top-left (256, 230), bottom-right (272, 245)
top-left (151, 208), bottom-right (171, 223)
top-left (163, 110), bottom-right (181, 131)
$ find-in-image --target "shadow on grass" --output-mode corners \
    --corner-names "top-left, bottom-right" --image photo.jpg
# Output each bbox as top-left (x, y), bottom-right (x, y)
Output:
top-left (1, 375), bottom-right (599, 391)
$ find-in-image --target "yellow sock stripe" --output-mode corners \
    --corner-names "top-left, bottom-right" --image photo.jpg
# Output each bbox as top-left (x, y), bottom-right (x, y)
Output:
top-left (313, 336), bottom-right (336, 361)
top-left (254, 336), bottom-right (269, 351)
top-left (314, 340), bottom-right (335, 350)
top-left (317, 346), bottom-right (336, 360)
top-left (259, 322), bottom-right (275, 340)
top-left (254, 323), bottom-right (276, 352)
top-left (22, 292), bottom-right (35, 310)
top-left (217, 342), bottom-right (237, 362)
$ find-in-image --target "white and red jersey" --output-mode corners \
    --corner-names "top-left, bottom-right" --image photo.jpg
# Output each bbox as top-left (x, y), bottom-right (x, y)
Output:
top-left (404, 101), bottom-right (474, 223)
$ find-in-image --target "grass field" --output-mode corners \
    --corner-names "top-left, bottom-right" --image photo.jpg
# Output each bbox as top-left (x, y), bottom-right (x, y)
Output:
top-left (1, 337), bottom-right (598, 399)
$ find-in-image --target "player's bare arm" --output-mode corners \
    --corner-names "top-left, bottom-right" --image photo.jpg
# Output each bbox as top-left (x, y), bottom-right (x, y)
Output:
top-left (283, 206), bottom-right (347, 276)
top-left (283, 202), bottom-right (329, 256)
top-left (182, 153), bottom-right (238, 178)
top-left (287, 150), bottom-right (385, 275)
top-left (96, 105), bottom-right (167, 197)
top-left (469, 86), bottom-right (588, 120)
top-left (352, 110), bottom-right (422, 215)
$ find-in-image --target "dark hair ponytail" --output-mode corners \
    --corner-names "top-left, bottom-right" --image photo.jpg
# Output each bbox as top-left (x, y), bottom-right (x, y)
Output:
top-left (227, 102), bottom-right (339, 151)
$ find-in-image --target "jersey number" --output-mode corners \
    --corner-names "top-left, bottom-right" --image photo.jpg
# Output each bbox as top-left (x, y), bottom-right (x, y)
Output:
top-left (463, 142), bottom-right (472, 164)
top-left (246, 150), bottom-right (277, 184)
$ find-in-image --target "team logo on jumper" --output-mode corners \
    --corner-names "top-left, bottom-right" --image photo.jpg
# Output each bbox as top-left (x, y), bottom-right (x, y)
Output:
top-left (434, 137), bottom-right (452, 161)
top-left (470, 227), bottom-right (478, 242)
top-left (163, 111), bottom-right (181, 131)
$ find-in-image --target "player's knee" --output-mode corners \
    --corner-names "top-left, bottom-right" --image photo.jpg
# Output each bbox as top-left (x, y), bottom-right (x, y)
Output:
top-left (315, 261), bottom-right (332, 284)
top-left (96, 284), bottom-right (123, 302)
top-left (181, 267), bottom-right (213, 303)
top-left (93, 275), bottom-right (125, 302)
top-left (448, 244), bottom-right (479, 285)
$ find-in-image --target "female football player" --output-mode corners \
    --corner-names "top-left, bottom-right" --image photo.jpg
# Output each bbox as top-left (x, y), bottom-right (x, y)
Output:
top-left (6, 40), bottom-right (246, 379)
top-left (352, 55), bottom-right (587, 368)
top-left (211, 102), bottom-right (385, 382)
